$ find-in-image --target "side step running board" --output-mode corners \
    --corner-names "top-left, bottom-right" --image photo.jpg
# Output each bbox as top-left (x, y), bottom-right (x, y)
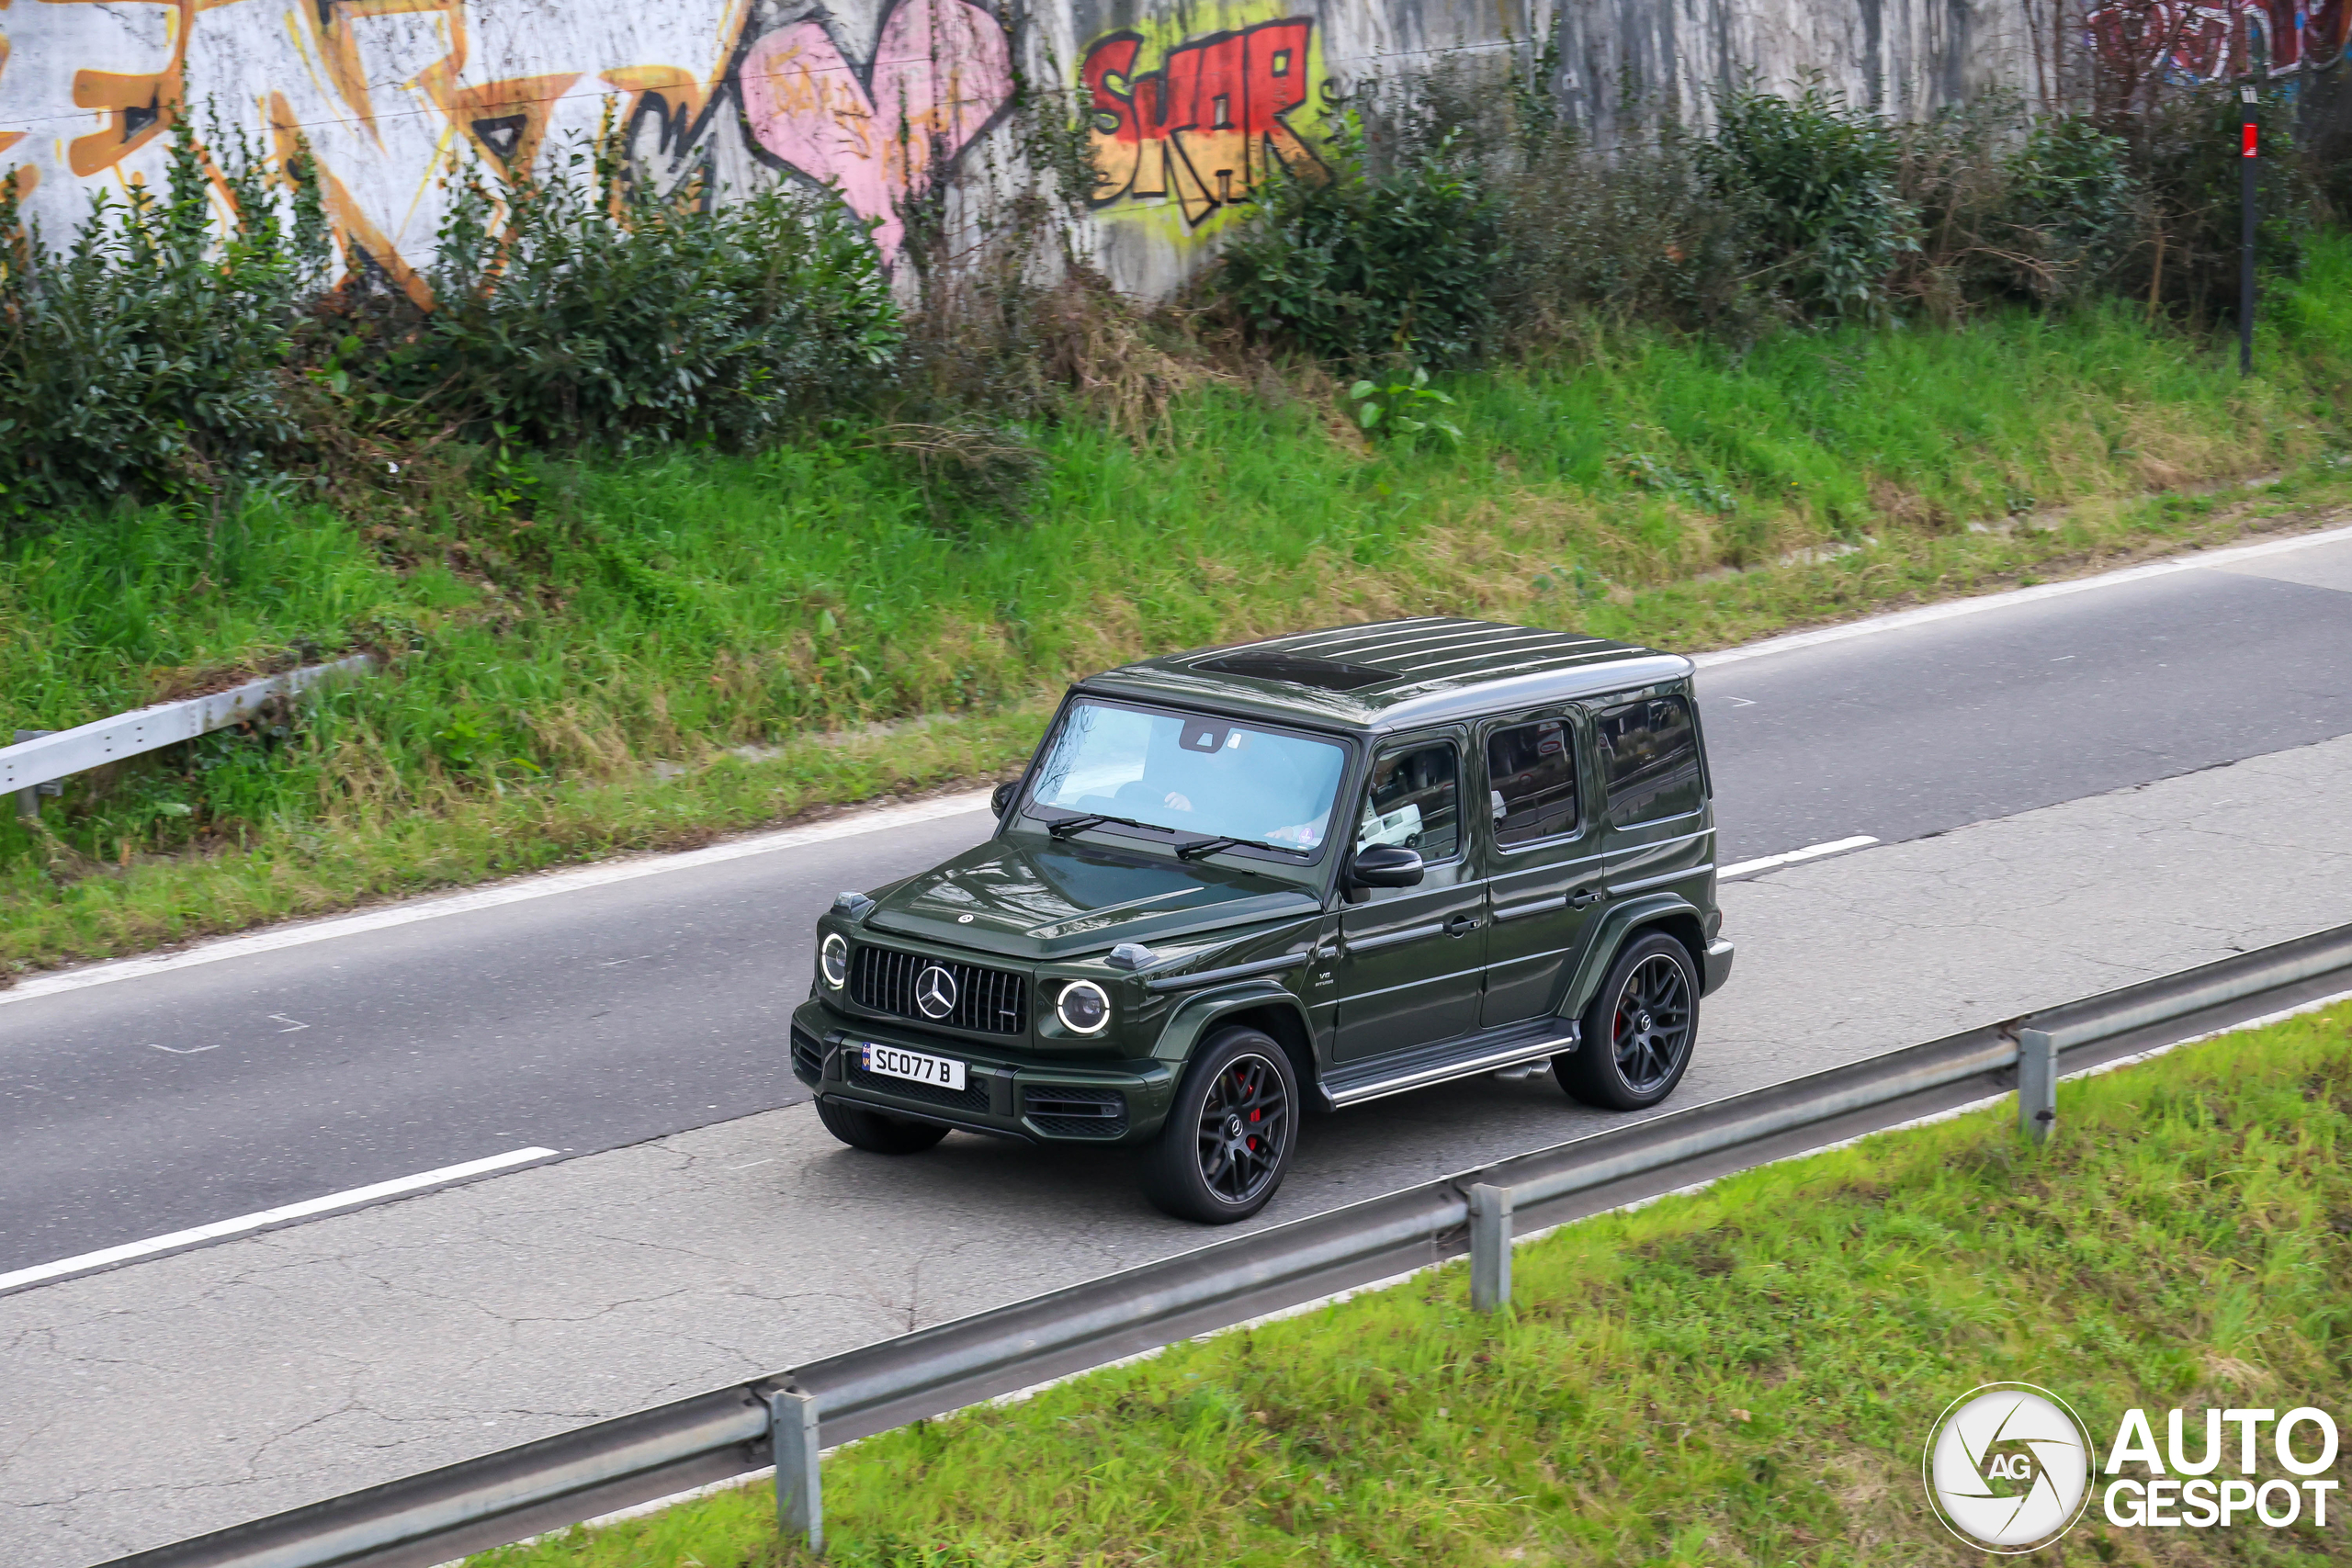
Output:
top-left (1323, 1020), bottom-right (1579, 1109)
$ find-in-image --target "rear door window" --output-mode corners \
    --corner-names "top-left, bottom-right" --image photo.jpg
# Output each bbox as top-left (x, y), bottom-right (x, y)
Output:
top-left (1486, 719), bottom-right (1579, 847)
top-left (1597, 695), bottom-right (1702, 825)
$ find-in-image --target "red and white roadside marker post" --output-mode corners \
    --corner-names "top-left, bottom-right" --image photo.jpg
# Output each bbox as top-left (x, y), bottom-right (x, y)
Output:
top-left (2242, 83), bottom-right (2258, 377)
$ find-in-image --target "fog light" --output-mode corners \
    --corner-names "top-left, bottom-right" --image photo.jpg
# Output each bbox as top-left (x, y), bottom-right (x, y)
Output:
top-left (820, 933), bottom-right (849, 989)
top-left (1057, 979), bottom-right (1110, 1035)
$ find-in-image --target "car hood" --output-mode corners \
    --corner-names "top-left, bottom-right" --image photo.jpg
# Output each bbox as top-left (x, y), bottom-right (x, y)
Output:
top-left (865, 834), bottom-right (1322, 960)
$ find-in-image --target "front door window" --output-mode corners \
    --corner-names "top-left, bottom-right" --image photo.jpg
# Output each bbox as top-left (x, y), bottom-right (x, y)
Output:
top-left (1357, 744), bottom-right (1461, 858)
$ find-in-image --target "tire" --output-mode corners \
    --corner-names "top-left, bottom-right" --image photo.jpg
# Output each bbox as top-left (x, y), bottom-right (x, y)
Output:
top-left (1555, 931), bottom-right (1700, 1111)
top-left (1140, 1027), bottom-right (1299, 1224)
top-left (815, 1095), bottom-right (952, 1154)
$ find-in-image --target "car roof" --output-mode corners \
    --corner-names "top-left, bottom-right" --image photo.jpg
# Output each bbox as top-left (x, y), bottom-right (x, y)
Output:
top-left (1078, 617), bottom-right (1694, 732)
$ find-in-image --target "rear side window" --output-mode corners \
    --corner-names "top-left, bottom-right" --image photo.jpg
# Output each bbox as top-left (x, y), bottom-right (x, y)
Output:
top-left (1486, 719), bottom-right (1579, 847)
top-left (1597, 695), bottom-right (1702, 825)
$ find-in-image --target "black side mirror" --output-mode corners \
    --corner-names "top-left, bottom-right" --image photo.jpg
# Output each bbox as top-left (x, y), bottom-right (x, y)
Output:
top-left (1345, 844), bottom-right (1424, 902)
top-left (990, 780), bottom-right (1018, 818)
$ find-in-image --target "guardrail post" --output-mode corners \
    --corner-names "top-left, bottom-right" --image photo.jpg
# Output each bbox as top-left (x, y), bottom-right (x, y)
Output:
top-left (772, 1388), bottom-right (822, 1555)
top-left (1469, 1183), bottom-right (1513, 1313)
top-left (2017, 1027), bottom-right (2057, 1145)
top-left (13, 731), bottom-right (55, 819)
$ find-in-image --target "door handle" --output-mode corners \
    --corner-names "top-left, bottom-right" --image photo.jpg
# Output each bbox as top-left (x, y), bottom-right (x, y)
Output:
top-left (1568, 888), bottom-right (1604, 909)
top-left (1445, 913), bottom-right (1483, 936)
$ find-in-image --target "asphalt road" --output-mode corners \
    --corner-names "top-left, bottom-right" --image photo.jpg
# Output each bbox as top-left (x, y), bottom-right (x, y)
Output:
top-left (4, 529), bottom-right (2350, 1277)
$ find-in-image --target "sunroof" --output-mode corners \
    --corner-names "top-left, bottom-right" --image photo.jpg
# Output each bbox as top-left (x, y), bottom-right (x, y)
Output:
top-left (1192, 651), bottom-right (1397, 692)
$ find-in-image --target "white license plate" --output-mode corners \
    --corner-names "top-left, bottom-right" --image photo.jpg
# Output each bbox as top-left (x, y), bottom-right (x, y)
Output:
top-left (861, 1043), bottom-right (967, 1090)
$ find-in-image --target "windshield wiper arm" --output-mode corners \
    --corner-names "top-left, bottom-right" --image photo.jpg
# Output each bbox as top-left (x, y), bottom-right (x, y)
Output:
top-left (1176, 834), bottom-right (1311, 861)
top-left (1046, 812), bottom-right (1163, 840)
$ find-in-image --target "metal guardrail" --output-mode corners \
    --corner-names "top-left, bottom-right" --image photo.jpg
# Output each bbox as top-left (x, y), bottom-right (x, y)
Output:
top-left (106, 919), bottom-right (2352, 1568)
top-left (4, 656), bottom-right (375, 817)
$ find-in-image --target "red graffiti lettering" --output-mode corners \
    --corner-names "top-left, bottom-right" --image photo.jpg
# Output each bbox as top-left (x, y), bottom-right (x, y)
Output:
top-left (1081, 17), bottom-right (1322, 225)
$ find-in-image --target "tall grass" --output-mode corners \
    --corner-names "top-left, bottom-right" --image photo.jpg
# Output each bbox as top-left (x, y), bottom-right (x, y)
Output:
top-left (6, 244), bottom-right (2352, 971)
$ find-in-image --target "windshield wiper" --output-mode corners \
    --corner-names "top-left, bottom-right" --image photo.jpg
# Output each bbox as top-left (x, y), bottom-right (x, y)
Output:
top-left (1046, 812), bottom-right (1164, 840)
top-left (1176, 834), bottom-right (1311, 861)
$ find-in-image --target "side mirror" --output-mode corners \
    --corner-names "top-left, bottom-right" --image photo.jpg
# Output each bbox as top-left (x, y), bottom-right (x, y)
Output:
top-left (1345, 843), bottom-right (1424, 900)
top-left (990, 780), bottom-right (1018, 818)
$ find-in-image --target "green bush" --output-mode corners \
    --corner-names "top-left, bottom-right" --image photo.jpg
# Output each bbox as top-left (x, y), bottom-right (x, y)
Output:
top-left (0, 129), bottom-right (904, 525)
top-left (378, 147), bottom-right (902, 448)
top-left (1700, 85), bottom-right (1919, 319)
top-left (2126, 86), bottom-right (2312, 324)
top-left (0, 120), bottom-right (327, 530)
top-left (1216, 115), bottom-right (1505, 367)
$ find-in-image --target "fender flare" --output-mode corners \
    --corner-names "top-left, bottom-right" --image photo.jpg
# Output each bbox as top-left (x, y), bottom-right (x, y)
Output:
top-left (1559, 892), bottom-right (1708, 1021)
top-left (1148, 979), bottom-right (1317, 1074)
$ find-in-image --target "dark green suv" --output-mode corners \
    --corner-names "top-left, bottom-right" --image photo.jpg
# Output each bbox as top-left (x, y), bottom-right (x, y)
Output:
top-left (792, 617), bottom-right (1733, 1222)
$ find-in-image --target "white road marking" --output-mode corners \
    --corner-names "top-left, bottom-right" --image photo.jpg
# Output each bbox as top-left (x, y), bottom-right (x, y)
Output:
top-left (268, 1014), bottom-right (310, 1032)
top-left (149, 1042), bottom-right (217, 1055)
top-left (1718, 834), bottom-right (1880, 880)
top-left (0, 790), bottom-right (994, 1007)
top-left (1690, 518), bottom-right (2352, 671)
top-left (0, 1146), bottom-right (560, 1294)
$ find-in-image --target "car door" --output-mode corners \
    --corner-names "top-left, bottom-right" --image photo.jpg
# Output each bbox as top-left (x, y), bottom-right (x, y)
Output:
top-left (1333, 733), bottom-right (1487, 1062)
top-left (1591, 687), bottom-right (1712, 893)
top-left (1476, 711), bottom-right (1609, 1029)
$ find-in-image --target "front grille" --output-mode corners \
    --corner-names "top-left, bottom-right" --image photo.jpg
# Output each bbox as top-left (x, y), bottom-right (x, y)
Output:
top-left (849, 945), bottom-right (1028, 1035)
top-left (846, 1060), bottom-right (992, 1113)
top-left (789, 1026), bottom-right (823, 1086)
top-left (1023, 1085), bottom-right (1128, 1138)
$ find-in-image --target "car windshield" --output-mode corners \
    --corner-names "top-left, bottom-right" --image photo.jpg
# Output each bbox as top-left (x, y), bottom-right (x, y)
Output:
top-left (1027, 700), bottom-right (1349, 852)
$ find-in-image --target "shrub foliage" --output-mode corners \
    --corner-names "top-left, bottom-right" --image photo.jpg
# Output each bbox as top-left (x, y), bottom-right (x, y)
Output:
top-left (0, 124), bottom-right (901, 527)
top-left (1213, 59), bottom-right (2312, 362)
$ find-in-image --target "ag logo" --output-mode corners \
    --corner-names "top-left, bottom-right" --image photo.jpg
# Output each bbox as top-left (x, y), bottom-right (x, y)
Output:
top-left (913, 964), bottom-right (959, 1020)
top-left (1924, 1383), bottom-right (2097, 1552)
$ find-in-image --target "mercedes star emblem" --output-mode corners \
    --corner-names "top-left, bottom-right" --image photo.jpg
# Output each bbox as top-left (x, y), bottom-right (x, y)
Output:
top-left (914, 964), bottom-right (959, 1020)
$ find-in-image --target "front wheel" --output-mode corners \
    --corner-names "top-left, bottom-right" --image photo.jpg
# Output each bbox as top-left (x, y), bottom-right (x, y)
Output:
top-left (1141, 1027), bottom-right (1298, 1224)
top-left (815, 1096), bottom-right (952, 1154)
top-left (1555, 931), bottom-right (1699, 1111)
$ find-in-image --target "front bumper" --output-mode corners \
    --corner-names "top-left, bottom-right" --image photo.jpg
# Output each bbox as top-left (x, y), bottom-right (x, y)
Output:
top-left (790, 999), bottom-right (1177, 1145)
top-left (1702, 938), bottom-right (1736, 996)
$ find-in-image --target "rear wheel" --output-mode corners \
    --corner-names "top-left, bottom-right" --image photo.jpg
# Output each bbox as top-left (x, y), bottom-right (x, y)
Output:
top-left (815, 1096), bottom-right (951, 1154)
top-left (1555, 931), bottom-right (1699, 1111)
top-left (1141, 1028), bottom-right (1298, 1224)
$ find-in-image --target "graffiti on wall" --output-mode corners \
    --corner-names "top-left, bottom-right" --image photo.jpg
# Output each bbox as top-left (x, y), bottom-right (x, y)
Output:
top-left (2086, 0), bottom-right (2350, 85)
top-left (0, 0), bottom-right (1015, 290)
top-left (1080, 15), bottom-right (1324, 227)
top-left (740, 0), bottom-right (1011, 260)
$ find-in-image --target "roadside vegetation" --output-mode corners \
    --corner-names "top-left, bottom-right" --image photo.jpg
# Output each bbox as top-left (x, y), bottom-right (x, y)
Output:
top-left (467, 1001), bottom-right (2352, 1566)
top-left (6, 71), bottom-right (2352, 976)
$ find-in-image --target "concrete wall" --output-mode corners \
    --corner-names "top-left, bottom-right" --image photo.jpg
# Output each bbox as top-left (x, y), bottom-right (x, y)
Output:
top-left (0, 0), bottom-right (2034, 302)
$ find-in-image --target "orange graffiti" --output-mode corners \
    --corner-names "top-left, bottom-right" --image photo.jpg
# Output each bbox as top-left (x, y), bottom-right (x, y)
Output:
top-left (53, 0), bottom-right (192, 177)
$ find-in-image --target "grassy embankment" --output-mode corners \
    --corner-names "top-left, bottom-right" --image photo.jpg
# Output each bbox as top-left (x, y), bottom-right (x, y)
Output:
top-left (7, 238), bottom-right (2352, 974)
top-left (471, 1002), bottom-right (2352, 1568)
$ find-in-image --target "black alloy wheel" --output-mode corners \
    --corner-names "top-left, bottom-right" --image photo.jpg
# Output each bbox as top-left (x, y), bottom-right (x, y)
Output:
top-left (1556, 931), bottom-right (1700, 1111)
top-left (1141, 1026), bottom-right (1298, 1223)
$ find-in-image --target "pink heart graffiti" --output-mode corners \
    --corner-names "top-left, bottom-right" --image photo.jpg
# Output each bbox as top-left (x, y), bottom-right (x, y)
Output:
top-left (740, 0), bottom-right (1013, 262)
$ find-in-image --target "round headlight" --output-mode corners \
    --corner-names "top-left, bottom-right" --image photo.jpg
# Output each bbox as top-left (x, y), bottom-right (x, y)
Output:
top-left (1057, 979), bottom-right (1111, 1035)
top-left (820, 933), bottom-right (849, 989)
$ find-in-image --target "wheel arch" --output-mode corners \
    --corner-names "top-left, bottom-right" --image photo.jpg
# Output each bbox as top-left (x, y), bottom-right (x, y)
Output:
top-left (1561, 894), bottom-right (1709, 1021)
top-left (1153, 982), bottom-right (1318, 1098)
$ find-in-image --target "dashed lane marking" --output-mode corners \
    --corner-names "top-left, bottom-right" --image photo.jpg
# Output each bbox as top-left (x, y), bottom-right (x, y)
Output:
top-left (0, 1145), bottom-right (561, 1295)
